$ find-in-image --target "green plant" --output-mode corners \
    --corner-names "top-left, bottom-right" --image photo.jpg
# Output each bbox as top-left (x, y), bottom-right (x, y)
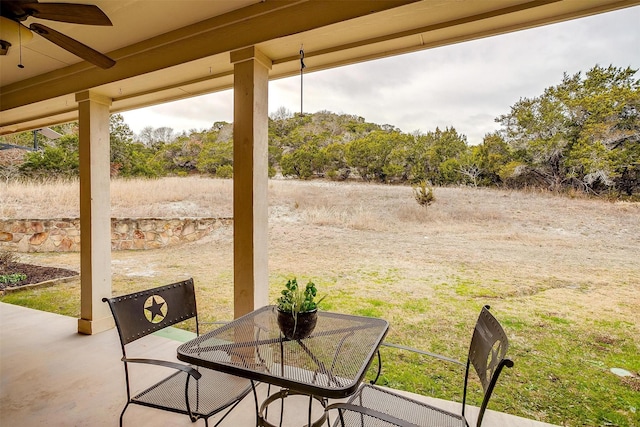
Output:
top-left (276, 278), bottom-right (325, 316)
top-left (216, 164), bottom-right (233, 179)
top-left (413, 181), bottom-right (435, 207)
top-left (0, 273), bottom-right (26, 285)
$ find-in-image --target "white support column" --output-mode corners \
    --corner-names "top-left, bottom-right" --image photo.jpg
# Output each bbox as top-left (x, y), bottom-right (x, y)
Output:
top-left (75, 91), bottom-right (114, 335)
top-left (230, 46), bottom-right (272, 318)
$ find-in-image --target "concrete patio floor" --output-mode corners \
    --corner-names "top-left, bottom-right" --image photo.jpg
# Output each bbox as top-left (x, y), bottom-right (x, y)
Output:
top-left (0, 302), bottom-right (559, 427)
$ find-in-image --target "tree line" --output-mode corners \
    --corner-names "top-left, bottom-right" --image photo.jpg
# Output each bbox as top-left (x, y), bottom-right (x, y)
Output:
top-left (1, 64), bottom-right (638, 198)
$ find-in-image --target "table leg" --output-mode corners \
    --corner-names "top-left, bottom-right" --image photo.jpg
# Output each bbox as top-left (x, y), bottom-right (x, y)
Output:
top-left (264, 384), bottom-right (272, 421)
top-left (324, 398), bottom-right (331, 427)
top-left (251, 380), bottom-right (260, 427)
top-left (279, 390), bottom-right (285, 427)
top-left (258, 389), bottom-right (328, 427)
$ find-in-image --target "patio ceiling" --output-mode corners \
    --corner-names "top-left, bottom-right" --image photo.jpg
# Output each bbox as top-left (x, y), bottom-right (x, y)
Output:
top-left (1, 0), bottom-right (638, 135)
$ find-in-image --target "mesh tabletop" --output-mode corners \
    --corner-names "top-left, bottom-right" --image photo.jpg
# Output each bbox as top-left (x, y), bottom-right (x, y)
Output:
top-left (177, 306), bottom-right (389, 398)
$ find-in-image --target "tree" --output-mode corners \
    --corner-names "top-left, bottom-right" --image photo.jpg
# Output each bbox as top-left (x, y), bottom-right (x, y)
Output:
top-left (280, 141), bottom-right (324, 179)
top-left (322, 142), bottom-right (350, 180)
top-left (270, 106), bottom-right (293, 122)
top-left (561, 66), bottom-right (640, 195)
top-left (458, 148), bottom-right (482, 187)
top-left (19, 135), bottom-right (79, 178)
top-left (346, 130), bottom-right (411, 182)
top-left (197, 138), bottom-right (233, 177)
top-left (474, 132), bottom-right (513, 186)
top-left (0, 147), bottom-right (28, 183)
top-left (136, 125), bottom-right (175, 150)
top-left (110, 114), bottom-right (133, 172)
top-left (409, 127), bottom-right (468, 185)
top-left (497, 65), bottom-right (639, 195)
top-left (137, 126), bottom-right (155, 147)
top-left (154, 135), bottom-right (202, 175)
top-left (109, 114), bottom-right (159, 177)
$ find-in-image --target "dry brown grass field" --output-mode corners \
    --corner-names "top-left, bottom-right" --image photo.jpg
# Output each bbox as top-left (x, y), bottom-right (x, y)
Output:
top-left (2, 176), bottom-right (639, 426)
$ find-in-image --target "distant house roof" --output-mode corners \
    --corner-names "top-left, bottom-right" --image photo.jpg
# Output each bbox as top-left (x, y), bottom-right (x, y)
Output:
top-left (0, 143), bottom-right (34, 151)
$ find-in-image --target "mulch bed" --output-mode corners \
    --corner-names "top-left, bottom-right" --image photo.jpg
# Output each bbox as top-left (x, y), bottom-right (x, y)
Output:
top-left (0, 263), bottom-right (78, 291)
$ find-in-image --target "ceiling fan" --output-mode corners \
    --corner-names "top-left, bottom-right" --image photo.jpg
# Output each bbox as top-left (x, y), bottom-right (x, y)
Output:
top-left (0, 0), bottom-right (115, 69)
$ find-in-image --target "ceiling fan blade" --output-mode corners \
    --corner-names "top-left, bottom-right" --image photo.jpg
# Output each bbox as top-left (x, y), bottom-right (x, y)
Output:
top-left (30, 23), bottom-right (115, 69)
top-left (22, 2), bottom-right (112, 25)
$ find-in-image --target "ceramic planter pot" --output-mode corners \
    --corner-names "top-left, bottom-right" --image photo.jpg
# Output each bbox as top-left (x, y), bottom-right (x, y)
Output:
top-left (277, 308), bottom-right (318, 340)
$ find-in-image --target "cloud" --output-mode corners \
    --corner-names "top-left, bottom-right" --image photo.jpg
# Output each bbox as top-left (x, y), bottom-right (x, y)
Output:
top-left (123, 92), bottom-right (234, 134)
top-left (123, 6), bottom-right (640, 145)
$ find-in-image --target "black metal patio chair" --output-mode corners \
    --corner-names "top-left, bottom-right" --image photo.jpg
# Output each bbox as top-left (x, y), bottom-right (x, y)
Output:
top-left (326, 305), bottom-right (514, 427)
top-left (103, 278), bottom-right (252, 427)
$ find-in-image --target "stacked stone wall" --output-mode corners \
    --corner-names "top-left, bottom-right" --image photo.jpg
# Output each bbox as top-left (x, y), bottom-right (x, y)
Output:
top-left (0, 218), bottom-right (231, 252)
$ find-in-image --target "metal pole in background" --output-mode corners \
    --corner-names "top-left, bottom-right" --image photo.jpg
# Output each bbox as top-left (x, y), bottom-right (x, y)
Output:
top-left (300, 46), bottom-right (305, 115)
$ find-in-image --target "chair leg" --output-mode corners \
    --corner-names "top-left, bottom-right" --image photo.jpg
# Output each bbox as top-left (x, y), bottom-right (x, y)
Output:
top-left (119, 402), bottom-right (129, 427)
top-left (280, 392), bottom-right (285, 427)
top-left (337, 408), bottom-right (346, 427)
top-left (324, 398), bottom-right (331, 427)
top-left (211, 398), bottom-right (243, 427)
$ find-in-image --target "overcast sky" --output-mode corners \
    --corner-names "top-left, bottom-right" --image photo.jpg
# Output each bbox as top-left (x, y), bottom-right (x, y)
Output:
top-left (121, 6), bottom-right (640, 146)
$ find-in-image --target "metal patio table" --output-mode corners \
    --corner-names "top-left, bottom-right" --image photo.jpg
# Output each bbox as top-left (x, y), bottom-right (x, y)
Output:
top-left (177, 305), bottom-right (389, 427)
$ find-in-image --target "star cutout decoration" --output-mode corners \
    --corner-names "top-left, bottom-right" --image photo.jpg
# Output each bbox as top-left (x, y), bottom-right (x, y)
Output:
top-left (144, 295), bottom-right (167, 324)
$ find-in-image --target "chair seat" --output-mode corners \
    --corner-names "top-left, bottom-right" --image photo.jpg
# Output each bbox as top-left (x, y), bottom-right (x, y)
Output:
top-left (133, 367), bottom-right (252, 419)
top-left (335, 384), bottom-right (465, 427)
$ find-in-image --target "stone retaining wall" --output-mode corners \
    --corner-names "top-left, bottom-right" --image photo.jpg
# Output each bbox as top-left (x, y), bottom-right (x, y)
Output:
top-left (0, 218), bottom-right (232, 252)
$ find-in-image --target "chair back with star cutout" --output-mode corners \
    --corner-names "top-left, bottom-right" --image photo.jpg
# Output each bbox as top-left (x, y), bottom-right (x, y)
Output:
top-left (103, 278), bottom-right (197, 345)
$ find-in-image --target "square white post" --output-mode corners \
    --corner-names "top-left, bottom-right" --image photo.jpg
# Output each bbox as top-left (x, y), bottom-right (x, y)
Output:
top-left (231, 46), bottom-right (272, 318)
top-left (75, 91), bottom-right (114, 334)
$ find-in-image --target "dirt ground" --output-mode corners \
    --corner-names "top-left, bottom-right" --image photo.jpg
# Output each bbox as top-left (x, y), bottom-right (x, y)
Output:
top-left (9, 179), bottom-right (640, 324)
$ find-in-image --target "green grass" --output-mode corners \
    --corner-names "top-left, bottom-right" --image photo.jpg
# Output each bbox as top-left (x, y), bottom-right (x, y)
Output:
top-left (1, 280), bottom-right (81, 317)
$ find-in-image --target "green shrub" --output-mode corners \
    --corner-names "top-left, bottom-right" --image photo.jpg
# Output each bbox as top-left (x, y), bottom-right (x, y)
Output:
top-left (20, 144), bottom-right (79, 178)
top-left (412, 181), bottom-right (435, 207)
top-left (216, 164), bottom-right (233, 178)
top-left (0, 273), bottom-right (26, 285)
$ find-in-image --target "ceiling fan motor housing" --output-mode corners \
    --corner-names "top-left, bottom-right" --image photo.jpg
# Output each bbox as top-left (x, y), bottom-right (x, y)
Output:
top-left (0, 14), bottom-right (35, 54)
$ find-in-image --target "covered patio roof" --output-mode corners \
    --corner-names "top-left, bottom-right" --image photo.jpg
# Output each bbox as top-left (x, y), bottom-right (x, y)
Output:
top-left (2, 0), bottom-right (638, 134)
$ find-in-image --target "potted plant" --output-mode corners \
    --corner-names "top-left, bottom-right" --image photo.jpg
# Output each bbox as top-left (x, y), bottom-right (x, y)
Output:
top-left (276, 278), bottom-right (325, 340)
